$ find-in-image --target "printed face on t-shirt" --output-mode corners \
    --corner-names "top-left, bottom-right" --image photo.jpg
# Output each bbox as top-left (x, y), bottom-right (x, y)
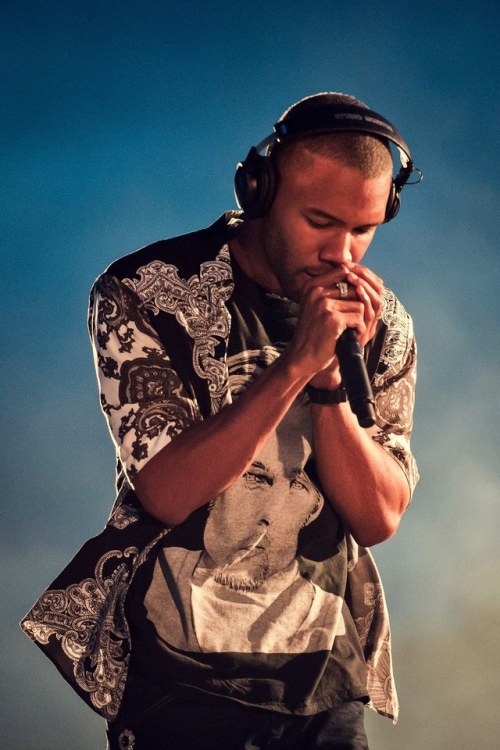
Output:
top-left (203, 411), bottom-right (322, 592)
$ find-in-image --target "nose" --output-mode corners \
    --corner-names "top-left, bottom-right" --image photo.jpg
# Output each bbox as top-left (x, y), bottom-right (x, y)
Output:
top-left (318, 230), bottom-right (353, 265)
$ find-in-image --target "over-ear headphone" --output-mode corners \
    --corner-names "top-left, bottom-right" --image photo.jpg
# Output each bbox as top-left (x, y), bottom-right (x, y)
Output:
top-left (234, 101), bottom-right (420, 222)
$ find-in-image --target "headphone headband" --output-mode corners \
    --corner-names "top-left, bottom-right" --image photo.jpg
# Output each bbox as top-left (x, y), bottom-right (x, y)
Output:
top-left (274, 105), bottom-right (409, 155)
top-left (235, 101), bottom-right (420, 221)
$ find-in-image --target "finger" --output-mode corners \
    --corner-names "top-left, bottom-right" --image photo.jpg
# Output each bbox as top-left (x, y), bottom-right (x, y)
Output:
top-left (357, 285), bottom-right (377, 328)
top-left (353, 285), bottom-right (384, 346)
top-left (345, 268), bottom-right (383, 320)
top-left (303, 285), bottom-right (363, 311)
top-left (328, 275), bottom-right (379, 345)
top-left (318, 294), bottom-right (368, 337)
top-left (345, 262), bottom-right (383, 290)
top-left (299, 287), bottom-right (366, 338)
top-left (299, 267), bottom-right (350, 298)
top-left (346, 269), bottom-right (383, 299)
top-left (332, 281), bottom-right (357, 301)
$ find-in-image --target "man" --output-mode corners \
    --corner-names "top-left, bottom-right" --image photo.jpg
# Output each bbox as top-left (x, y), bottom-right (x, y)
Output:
top-left (21, 92), bottom-right (419, 749)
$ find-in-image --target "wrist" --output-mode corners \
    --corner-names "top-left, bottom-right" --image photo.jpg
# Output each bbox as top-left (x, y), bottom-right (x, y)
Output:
top-left (306, 384), bottom-right (347, 405)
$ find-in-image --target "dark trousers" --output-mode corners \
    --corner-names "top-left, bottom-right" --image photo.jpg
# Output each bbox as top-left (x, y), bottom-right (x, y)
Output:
top-left (106, 696), bottom-right (369, 750)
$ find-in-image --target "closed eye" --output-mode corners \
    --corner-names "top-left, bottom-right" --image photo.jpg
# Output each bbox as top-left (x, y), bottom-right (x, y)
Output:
top-left (304, 212), bottom-right (378, 235)
top-left (306, 216), bottom-right (334, 229)
top-left (353, 225), bottom-right (376, 236)
top-left (305, 213), bottom-right (341, 229)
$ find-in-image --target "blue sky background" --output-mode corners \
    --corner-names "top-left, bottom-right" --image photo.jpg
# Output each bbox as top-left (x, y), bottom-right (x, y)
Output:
top-left (2, 2), bottom-right (499, 748)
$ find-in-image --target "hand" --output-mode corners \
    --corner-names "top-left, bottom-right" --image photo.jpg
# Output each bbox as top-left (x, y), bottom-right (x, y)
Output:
top-left (285, 265), bottom-right (383, 389)
top-left (344, 262), bottom-right (384, 346)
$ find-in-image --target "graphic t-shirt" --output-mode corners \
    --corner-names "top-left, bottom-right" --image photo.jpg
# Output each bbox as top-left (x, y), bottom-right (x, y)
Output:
top-left (124, 258), bottom-right (369, 715)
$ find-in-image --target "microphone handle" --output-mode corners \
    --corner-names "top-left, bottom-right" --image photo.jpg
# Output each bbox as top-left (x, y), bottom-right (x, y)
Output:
top-left (336, 328), bottom-right (376, 428)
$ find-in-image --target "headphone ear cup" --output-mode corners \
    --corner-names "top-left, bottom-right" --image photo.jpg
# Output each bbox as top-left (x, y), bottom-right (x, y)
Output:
top-left (384, 180), bottom-right (400, 222)
top-left (234, 149), bottom-right (278, 218)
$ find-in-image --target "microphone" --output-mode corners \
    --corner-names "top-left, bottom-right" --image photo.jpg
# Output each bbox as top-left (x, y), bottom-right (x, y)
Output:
top-left (336, 329), bottom-right (376, 428)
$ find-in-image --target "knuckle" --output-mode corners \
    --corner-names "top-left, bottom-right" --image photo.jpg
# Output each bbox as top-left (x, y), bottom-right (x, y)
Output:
top-left (303, 285), bottom-right (322, 304)
top-left (311, 285), bottom-right (325, 299)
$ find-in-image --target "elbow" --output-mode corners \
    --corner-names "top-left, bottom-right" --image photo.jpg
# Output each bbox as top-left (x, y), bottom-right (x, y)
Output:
top-left (351, 508), bottom-right (403, 548)
top-left (137, 494), bottom-right (186, 527)
top-left (355, 483), bottom-right (410, 547)
top-left (132, 475), bottom-right (190, 528)
top-left (148, 504), bottom-right (191, 528)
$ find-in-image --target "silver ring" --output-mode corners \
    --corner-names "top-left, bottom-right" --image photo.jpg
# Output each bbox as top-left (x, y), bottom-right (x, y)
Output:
top-left (336, 282), bottom-right (349, 298)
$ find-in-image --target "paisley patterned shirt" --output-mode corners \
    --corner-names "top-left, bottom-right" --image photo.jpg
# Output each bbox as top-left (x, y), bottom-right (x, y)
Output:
top-left (21, 213), bottom-right (418, 723)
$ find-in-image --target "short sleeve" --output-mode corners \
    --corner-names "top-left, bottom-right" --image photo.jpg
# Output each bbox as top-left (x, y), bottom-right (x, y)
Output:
top-left (370, 289), bottom-right (419, 499)
top-left (88, 273), bottom-right (202, 480)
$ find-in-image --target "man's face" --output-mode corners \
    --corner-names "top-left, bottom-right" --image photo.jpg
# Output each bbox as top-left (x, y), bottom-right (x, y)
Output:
top-left (256, 153), bottom-right (392, 300)
top-left (203, 429), bottom-right (321, 592)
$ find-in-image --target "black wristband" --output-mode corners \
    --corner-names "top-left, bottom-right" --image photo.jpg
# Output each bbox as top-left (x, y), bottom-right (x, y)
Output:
top-left (306, 384), bottom-right (347, 404)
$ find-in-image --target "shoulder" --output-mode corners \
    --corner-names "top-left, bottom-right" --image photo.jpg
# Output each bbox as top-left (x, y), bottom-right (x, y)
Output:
top-left (88, 213), bottom-right (240, 339)
top-left (99, 212), bottom-right (241, 284)
top-left (381, 287), bottom-right (413, 332)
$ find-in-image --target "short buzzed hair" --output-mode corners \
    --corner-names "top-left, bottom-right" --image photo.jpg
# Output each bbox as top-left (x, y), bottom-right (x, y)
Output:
top-left (271, 92), bottom-right (393, 179)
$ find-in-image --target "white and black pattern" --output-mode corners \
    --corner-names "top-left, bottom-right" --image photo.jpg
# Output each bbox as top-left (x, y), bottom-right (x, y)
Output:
top-left (122, 245), bottom-right (234, 413)
top-left (90, 275), bottom-right (202, 478)
top-left (371, 288), bottom-right (419, 496)
top-left (21, 547), bottom-right (139, 720)
top-left (378, 287), bottom-right (411, 370)
top-left (108, 502), bottom-right (142, 530)
top-left (93, 274), bottom-right (158, 359)
top-left (227, 345), bottom-right (283, 398)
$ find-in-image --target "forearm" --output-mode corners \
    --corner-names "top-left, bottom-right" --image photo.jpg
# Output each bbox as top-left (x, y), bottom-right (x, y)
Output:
top-left (311, 401), bottom-right (410, 547)
top-left (133, 351), bottom-right (311, 526)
